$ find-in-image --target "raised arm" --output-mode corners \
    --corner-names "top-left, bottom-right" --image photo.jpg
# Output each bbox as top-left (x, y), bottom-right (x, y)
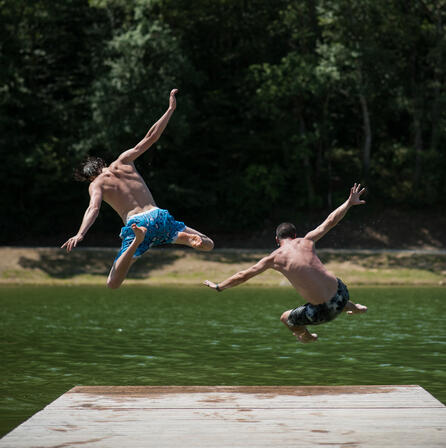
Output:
top-left (203, 255), bottom-right (274, 292)
top-left (61, 183), bottom-right (103, 252)
top-left (118, 89), bottom-right (178, 164)
top-left (304, 183), bottom-right (366, 242)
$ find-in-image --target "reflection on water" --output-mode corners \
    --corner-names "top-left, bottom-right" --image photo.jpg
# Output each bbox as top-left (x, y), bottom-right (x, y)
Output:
top-left (1, 285), bottom-right (445, 436)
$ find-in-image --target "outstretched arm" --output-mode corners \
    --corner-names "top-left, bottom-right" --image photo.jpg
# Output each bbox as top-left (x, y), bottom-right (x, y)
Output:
top-left (61, 183), bottom-right (103, 252)
top-left (304, 183), bottom-right (366, 242)
top-left (204, 255), bottom-right (273, 292)
top-left (118, 89), bottom-right (178, 163)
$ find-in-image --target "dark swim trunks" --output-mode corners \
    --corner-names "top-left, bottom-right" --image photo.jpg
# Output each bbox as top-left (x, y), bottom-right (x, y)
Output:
top-left (287, 278), bottom-right (349, 327)
top-left (115, 208), bottom-right (186, 261)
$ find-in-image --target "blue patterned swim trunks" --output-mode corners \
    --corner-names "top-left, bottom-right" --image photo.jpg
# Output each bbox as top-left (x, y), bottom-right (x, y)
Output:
top-left (287, 278), bottom-right (349, 327)
top-left (115, 208), bottom-right (186, 261)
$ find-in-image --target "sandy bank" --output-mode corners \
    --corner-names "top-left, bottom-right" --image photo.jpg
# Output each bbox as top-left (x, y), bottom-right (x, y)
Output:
top-left (1, 247), bottom-right (445, 287)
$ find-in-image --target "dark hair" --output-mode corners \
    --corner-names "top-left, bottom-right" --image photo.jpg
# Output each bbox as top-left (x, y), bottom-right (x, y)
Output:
top-left (74, 156), bottom-right (107, 182)
top-left (276, 222), bottom-right (296, 240)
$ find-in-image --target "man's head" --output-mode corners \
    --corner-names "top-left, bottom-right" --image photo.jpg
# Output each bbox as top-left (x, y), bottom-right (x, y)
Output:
top-left (275, 222), bottom-right (297, 245)
top-left (74, 156), bottom-right (107, 182)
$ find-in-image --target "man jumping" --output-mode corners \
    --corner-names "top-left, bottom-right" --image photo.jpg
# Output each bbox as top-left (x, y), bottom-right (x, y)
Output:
top-left (62, 89), bottom-right (214, 289)
top-left (204, 184), bottom-right (367, 342)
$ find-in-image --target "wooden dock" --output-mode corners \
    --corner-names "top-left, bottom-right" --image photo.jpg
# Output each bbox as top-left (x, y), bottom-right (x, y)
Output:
top-left (1, 385), bottom-right (445, 447)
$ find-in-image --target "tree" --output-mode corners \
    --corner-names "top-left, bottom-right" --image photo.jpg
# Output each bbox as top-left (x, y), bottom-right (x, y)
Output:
top-left (0, 0), bottom-right (106, 241)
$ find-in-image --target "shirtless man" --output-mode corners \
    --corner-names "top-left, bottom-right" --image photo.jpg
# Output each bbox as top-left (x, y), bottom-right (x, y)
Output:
top-left (204, 184), bottom-right (367, 342)
top-left (62, 89), bottom-right (214, 289)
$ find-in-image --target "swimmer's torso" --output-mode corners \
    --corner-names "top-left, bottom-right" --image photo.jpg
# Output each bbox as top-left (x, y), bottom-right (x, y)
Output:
top-left (92, 160), bottom-right (157, 223)
top-left (272, 238), bottom-right (338, 304)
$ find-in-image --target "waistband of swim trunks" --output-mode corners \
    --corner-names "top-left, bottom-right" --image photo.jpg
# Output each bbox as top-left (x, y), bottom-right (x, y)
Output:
top-left (126, 207), bottom-right (160, 224)
top-left (336, 277), bottom-right (346, 287)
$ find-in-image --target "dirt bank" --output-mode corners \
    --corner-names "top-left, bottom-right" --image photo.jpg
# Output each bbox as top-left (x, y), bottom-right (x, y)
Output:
top-left (1, 247), bottom-right (445, 287)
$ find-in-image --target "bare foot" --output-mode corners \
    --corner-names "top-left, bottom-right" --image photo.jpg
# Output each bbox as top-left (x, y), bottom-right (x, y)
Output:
top-left (131, 223), bottom-right (147, 244)
top-left (176, 231), bottom-right (203, 249)
top-left (346, 303), bottom-right (368, 315)
top-left (293, 330), bottom-right (318, 343)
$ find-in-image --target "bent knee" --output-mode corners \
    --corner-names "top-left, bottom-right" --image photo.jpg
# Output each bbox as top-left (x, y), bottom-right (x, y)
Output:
top-left (203, 238), bottom-right (214, 251)
top-left (106, 277), bottom-right (122, 290)
top-left (280, 310), bottom-right (291, 324)
top-left (198, 237), bottom-right (214, 251)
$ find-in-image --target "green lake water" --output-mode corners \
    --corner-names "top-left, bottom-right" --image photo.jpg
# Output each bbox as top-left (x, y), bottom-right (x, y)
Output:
top-left (1, 285), bottom-right (445, 437)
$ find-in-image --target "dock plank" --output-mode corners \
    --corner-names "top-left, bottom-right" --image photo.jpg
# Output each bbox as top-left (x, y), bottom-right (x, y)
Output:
top-left (1, 385), bottom-right (445, 447)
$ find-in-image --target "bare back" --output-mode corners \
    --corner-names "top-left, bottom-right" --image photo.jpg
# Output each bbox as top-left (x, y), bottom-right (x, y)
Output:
top-left (92, 159), bottom-right (157, 223)
top-left (272, 238), bottom-right (338, 304)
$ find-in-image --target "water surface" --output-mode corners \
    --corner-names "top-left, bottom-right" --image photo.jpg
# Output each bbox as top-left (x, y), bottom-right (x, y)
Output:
top-left (1, 285), bottom-right (445, 437)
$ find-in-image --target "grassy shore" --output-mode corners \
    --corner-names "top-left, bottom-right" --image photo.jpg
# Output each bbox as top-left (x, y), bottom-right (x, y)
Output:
top-left (1, 247), bottom-right (445, 287)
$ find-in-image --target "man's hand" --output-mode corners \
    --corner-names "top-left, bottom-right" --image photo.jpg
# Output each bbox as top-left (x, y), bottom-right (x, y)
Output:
top-left (169, 89), bottom-right (178, 111)
top-left (61, 235), bottom-right (83, 253)
top-left (305, 183), bottom-right (366, 242)
top-left (203, 280), bottom-right (220, 291)
top-left (348, 183), bottom-right (366, 206)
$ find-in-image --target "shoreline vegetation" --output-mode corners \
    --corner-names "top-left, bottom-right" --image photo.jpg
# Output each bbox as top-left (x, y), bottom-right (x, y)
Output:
top-left (1, 247), bottom-right (445, 287)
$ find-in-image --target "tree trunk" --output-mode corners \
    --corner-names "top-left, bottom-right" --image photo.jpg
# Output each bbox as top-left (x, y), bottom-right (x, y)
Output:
top-left (359, 92), bottom-right (372, 182)
top-left (297, 106), bottom-right (315, 207)
top-left (413, 103), bottom-right (423, 188)
top-left (306, 0), bottom-right (321, 51)
top-left (322, 95), bottom-right (332, 209)
top-left (430, 8), bottom-right (444, 153)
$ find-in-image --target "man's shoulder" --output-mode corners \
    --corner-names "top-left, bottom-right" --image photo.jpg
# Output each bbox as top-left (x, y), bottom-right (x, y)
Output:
top-left (88, 177), bottom-right (104, 192)
top-left (109, 158), bottom-right (137, 174)
top-left (115, 152), bottom-right (137, 166)
top-left (267, 247), bottom-right (283, 264)
top-left (251, 252), bottom-right (276, 271)
top-left (271, 238), bottom-right (313, 259)
top-left (90, 175), bottom-right (104, 186)
top-left (295, 237), bottom-right (314, 248)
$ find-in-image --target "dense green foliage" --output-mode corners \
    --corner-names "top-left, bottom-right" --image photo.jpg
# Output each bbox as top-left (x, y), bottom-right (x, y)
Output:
top-left (1, 0), bottom-right (445, 243)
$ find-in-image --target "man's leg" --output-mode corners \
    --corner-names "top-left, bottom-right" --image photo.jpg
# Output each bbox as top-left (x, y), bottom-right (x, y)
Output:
top-left (344, 301), bottom-right (368, 315)
top-left (107, 224), bottom-right (146, 289)
top-left (174, 226), bottom-right (214, 251)
top-left (280, 310), bottom-right (318, 343)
